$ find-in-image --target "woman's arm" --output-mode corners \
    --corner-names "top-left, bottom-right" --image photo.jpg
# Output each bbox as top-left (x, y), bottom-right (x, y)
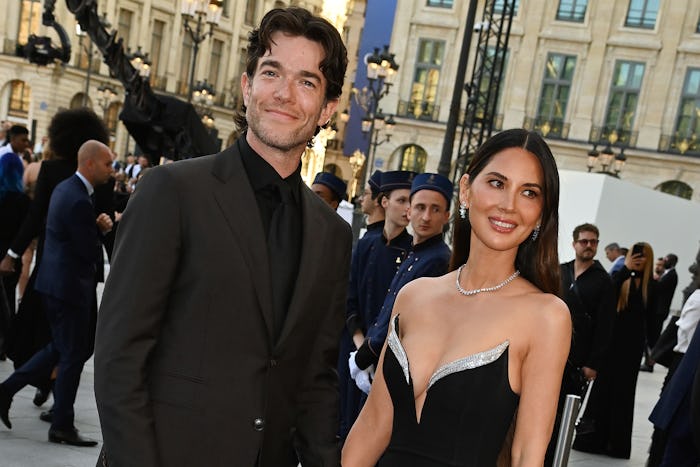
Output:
top-left (343, 290), bottom-right (417, 466)
top-left (511, 296), bottom-right (572, 466)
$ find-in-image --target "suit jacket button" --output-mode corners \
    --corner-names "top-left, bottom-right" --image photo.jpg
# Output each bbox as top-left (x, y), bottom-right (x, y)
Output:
top-left (253, 418), bottom-right (265, 431)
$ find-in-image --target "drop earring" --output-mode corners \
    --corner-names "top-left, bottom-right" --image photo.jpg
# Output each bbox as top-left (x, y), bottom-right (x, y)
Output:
top-left (459, 203), bottom-right (467, 219)
top-left (531, 224), bottom-right (541, 242)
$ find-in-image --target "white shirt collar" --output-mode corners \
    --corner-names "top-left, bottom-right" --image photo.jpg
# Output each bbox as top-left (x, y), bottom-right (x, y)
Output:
top-left (75, 171), bottom-right (94, 196)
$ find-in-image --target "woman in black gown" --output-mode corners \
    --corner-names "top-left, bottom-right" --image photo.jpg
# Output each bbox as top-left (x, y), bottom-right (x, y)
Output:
top-left (343, 129), bottom-right (571, 466)
top-left (0, 154), bottom-right (30, 358)
top-left (573, 242), bottom-right (656, 458)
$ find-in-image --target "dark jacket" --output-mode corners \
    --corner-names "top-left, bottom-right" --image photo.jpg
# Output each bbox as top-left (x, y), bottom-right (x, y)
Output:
top-left (560, 259), bottom-right (616, 371)
top-left (95, 142), bottom-right (352, 467)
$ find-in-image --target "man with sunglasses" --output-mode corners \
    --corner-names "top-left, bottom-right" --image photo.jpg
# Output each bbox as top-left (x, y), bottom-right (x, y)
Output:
top-left (545, 223), bottom-right (616, 465)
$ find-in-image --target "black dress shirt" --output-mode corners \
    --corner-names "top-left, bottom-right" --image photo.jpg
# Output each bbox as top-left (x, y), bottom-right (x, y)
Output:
top-left (238, 136), bottom-right (302, 339)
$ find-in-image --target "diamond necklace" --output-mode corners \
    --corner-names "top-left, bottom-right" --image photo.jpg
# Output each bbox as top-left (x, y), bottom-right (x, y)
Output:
top-left (455, 264), bottom-right (520, 296)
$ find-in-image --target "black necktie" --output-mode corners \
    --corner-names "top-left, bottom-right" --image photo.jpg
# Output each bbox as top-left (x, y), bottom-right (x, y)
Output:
top-left (267, 183), bottom-right (297, 340)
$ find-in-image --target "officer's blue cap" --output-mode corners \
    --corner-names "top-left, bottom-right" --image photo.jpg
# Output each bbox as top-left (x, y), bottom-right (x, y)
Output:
top-left (368, 170), bottom-right (382, 197)
top-left (379, 170), bottom-right (416, 193)
top-left (313, 172), bottom-right (347, 201)
top-left (410, 172), bottom-right (454, 207)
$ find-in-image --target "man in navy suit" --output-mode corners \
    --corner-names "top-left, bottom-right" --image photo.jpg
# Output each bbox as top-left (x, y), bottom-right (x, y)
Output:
top-left (0, 140), bottom-right (113, 446)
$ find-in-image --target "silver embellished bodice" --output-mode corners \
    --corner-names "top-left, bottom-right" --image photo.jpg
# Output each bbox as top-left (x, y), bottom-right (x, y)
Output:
top-left (378, 315), bottom-right (519, 467)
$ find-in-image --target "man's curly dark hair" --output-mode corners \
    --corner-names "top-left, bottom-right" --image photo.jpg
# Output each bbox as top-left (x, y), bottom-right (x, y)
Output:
top-left (48, 108), bottom-right (109, 161)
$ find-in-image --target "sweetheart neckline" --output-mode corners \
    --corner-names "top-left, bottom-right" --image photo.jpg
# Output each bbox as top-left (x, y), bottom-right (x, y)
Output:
top-left (388, 317), bottom-right (510, 389)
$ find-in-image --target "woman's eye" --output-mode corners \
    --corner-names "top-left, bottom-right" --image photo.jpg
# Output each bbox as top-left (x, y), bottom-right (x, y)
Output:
top-left (488, 179), bottom-right (503, 188)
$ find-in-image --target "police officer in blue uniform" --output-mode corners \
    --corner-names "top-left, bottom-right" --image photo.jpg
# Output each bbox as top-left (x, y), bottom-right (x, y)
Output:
top-left (312, 171), bottom-right (347, 210)
top-left (339, 170), bottom-right (415, 441)
top-left (350, 173), bottom-right (453, 385)
top-left (359, 170), bottom-right (385, 238)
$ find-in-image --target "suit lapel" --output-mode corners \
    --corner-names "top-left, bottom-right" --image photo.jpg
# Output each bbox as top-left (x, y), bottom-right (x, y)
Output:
top-left (276, 186), bottom-right (330, 347)
top-left (210, 145), bottom-right (275, 341)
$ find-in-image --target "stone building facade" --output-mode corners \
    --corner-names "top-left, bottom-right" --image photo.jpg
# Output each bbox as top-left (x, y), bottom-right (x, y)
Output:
top-left (0, 0), bottom-right (346, 168)
top-left (343, 0), bottom-right (700, 202)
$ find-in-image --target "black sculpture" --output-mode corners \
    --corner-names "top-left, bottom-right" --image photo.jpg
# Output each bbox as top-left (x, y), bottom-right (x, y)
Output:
top-left (20, 0), bottom-right (219, 161)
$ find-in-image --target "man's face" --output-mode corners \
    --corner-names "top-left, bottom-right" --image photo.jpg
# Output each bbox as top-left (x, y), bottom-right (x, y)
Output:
top-left (605, 247), bottom-right (618, 262)
top-left (91, 149), bottom-right (115, 186)
top-left (655, 258), bottom-right (665, 276)
top-left (242, 32), bottom-right (337, 157)
top-left (573, 230), bottom-right (599, 262)
top-left (312, 183), bottom-right (338, 210)
top-left (10, 133), bottom-right (30, 154)
top-left (408, 190), bottom-right (449, 244)
top-left (382, 189), bottom-right (410, 228)
top-left (360, 185), bottom-right (377, 215)
top-left (138, 155), bottom-right (149, 167)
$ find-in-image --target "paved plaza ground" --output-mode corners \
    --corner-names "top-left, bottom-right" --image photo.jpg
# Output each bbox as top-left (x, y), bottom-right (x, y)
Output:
top-left (0, 351), bottom-right (667, 466)
top-left (0, 278), bottom-right (669, 466)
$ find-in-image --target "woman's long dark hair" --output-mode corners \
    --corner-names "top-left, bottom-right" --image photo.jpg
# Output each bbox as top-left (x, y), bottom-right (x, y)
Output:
top-left (449, 129), bottom-right (561, 296)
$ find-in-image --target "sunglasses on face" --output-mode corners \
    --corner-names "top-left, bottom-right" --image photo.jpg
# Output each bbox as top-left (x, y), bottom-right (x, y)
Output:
top-left (575, 239), bottom-right (599, 246)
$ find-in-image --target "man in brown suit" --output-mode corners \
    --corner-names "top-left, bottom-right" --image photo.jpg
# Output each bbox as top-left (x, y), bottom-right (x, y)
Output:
top-left (94, 7), bottom-right (350, 466)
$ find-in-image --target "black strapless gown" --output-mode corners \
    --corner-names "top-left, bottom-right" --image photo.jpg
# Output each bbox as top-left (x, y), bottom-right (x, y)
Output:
top-left (378, 316), bottom-right (519, 467)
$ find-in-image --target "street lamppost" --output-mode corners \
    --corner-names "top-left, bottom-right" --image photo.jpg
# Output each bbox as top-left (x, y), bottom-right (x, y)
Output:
top-left (586, 127), bottom-right (628, 177)
top-left (125, 46), bottom-right (152, 78)
top-left (96, 84), bottom-right (118, 119)
top-left (351, 45), bottom-right (399, 188)
top-left (76, 13), bottom-right (111, 107)
top-left (192, 79), bottom-right (215, 115)
top-left (363, 110), bottom-right (395, 169)
top-left (181, 0), bottom-right (222, 102)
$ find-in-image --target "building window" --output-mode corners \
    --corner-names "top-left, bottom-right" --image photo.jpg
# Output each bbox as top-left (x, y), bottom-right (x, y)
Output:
top-left (179, 35), bottom-right (194, 95)
top-left (535, 54), bottom-right (576, 137)
top-left (150, 20), bottom-right (165, 84)
top-left (408, 39), bottom-right (445, 120)
top-left (18, 0), bottom-right (41, 45)
top-left (245, 0), bottom-right (256, 25)
top-left (118, 9), bottom-right (133, 48)
top-left (398, 145), bottom-right (427, 173)
top-left (696, 14), bottom-right (700, 33)
top-left (673, 68), bottom-right (700, 150)
top-left (625, 0), bottom-right (659, 29)
top-left (8, 80), bottom-right (31, 118)
top-left (209, 39), bottom-right (224, 90)
top-left (556, 0), bottom-right (588, 22)
top-left (426, 0), bottom-right (453, 7)
top-left (494, 0), bottom-right (519, 15)
top-left (604, 60), bottom-right (645, 136)
top-left (105, 102), bottom-right (121, 138)
top-left (475, 46), bottom-right (509, 114)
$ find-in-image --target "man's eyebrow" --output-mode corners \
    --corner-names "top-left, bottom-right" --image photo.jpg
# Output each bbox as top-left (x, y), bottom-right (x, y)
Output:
top-left (258, 58), bottom-right (322, 82)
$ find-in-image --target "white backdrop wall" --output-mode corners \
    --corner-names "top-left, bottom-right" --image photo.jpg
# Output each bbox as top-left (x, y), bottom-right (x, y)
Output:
top-left (558, 170), bottom-right (700, 313)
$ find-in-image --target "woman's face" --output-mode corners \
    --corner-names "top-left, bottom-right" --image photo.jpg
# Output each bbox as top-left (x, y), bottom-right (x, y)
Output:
top-left (460, 147), bottom-right (544, 253)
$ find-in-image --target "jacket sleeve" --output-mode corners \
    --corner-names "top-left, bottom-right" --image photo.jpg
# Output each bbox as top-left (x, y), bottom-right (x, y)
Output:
top-left (294, 224), bottom-right (351, 466)
top-left (345, 243), bottom-right (362, 335)
top-left (94, 168), bottom-right (181, 467)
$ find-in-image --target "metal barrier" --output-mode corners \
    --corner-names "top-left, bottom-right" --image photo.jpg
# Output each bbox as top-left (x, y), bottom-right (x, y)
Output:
top-left (552, 394), bottom-right (582, 467)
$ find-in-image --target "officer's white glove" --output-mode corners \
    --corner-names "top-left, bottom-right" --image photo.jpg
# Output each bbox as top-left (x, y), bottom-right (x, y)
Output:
top-left (355, 367), bottom-right (372, 394)
top-left (348, 351), bottom-right (362, 380)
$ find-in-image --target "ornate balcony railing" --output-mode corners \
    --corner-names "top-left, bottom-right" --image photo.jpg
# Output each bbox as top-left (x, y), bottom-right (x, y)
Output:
top-left (658, 133), bottom-right (700, 157)
top-left (396, 99), bottom-right (440, 122)
top-left (523, 116), bottom-right (570, 139)
top-left (589, 125), bottom-right (638, 148)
